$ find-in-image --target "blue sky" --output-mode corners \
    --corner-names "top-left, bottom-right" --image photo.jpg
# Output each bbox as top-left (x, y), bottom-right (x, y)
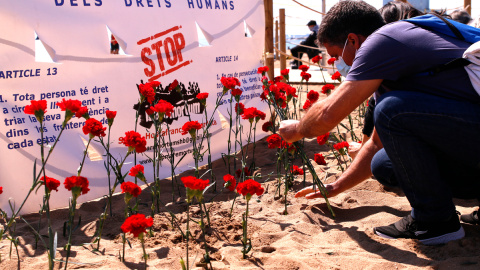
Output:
top-left (273, 0), bottom-right (479, 36)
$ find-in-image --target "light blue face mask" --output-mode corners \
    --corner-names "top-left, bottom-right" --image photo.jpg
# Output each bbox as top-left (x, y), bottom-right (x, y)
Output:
top-left (334, 38), bottom-right (356, 77)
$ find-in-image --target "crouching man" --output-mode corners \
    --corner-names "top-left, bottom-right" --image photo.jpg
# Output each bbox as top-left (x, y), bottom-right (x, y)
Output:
top-left (279, 0), bottom-right (480, 245)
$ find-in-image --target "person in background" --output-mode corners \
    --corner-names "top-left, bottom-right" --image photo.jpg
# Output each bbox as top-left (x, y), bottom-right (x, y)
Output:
top-left (290, 20), bottom-right (320, 69)
top-left (110, 35), bottom-right (119, 54)
top-left (450, 9), bottom-right (473, 25)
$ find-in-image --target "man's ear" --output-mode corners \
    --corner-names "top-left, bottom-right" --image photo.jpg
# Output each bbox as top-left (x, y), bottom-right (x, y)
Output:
top-left (347, 33), bottom-right (361, 49)
top-left (349, 33), bottom-right (368, 49)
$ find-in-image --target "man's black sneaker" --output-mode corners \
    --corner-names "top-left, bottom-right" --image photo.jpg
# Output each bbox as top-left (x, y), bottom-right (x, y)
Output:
top-left (460, 210), bottom-right (479, 225)
top-left (373, 214), bottom-right (465, 245)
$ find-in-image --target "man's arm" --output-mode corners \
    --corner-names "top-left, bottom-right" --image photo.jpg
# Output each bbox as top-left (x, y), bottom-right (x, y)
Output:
top-left (296, 128), bottom-right (383, 199)
top-left (279, 79), bottom-right (382, 143)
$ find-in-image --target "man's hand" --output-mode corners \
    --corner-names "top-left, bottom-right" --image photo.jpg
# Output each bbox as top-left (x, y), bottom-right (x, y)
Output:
top-left (295, 184), bottom-right (337, 199)
top-left (279, 120), bottom-right (303, 143)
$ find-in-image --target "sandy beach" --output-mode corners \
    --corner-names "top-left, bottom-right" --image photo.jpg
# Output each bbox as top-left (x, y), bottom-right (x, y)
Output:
top-left (1, 81), bottom-right (480, 270)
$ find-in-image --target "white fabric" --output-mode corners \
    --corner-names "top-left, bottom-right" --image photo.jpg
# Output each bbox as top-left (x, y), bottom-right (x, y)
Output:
top-left (463, 41), bottom-right (480, 96)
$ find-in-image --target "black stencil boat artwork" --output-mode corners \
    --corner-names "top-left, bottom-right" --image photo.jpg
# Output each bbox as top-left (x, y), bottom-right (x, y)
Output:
top-left (134, 81), bottom-right (205, 129)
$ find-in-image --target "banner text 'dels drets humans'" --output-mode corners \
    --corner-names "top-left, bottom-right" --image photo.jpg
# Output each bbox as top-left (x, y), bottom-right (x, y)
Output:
top-left (53, 0), bottom-right (235, 9)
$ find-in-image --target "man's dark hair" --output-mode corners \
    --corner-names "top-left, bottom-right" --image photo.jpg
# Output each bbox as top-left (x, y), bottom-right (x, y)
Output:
top-left (450, 9), bottom-right (472, 25)
top-left (318, 0), bottom-right (385, 46)
top-left (379, 1), bottom-right (424, 24)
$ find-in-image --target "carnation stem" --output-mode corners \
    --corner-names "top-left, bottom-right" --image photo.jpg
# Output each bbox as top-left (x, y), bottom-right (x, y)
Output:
top-left (39, 121), bottom-right (54, 270)
top-left (242, 200), bottom-right (249, 259)
top-left (140, 234), bottom-right (148, 269)
top-left (185, 203), bottom-right (190, 270)
top-left (77, 138), bottom-right (92, 177)
top-left (106, 125), bottom-right (113, 217)
top-left (200, 200), bottom-right (211, 268)
top-left (327, 143), bottom-right (345, 173)
top-left (64, 196), bottom-right (77, 270)
top-left (226, 96), bottom-right (233, 174)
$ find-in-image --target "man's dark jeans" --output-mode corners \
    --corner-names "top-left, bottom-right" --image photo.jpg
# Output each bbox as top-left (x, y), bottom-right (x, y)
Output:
top-left (372, 91), bottom-right (480, 223)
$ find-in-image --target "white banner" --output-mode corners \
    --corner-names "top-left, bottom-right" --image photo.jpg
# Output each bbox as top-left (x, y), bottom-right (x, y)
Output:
top-left (0, 0), bottom-right (267, 214)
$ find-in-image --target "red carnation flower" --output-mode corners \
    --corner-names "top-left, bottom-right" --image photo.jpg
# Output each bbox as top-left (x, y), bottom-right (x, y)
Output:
top-left (152, 100), bottom-right (174, 118)
top-left (75, 106), bottom-right (89, 119)
top-left (236, 179), bottom-right (264, 200)
top-left (331, 71), bottom-right (342, 81)
top-left (276, 94), bottom-right (287, 108)
top-left (57, 98), bottom-right (82, 123)
top-left (262, 121), bottom-right (273, 132)
top-left (181, 176), bottom-right (210, 191)
top-left (241, 107), bottom-right (257, 122)
top-left (196, 92), bottom-right (209, 101)
top-left (285, 85), bottom-right (297, 99)
top-left (41, 176), bottom-right (60, 192)
top-left (260, 91), bottom-right (268, 101)
top-left (129, 164), bottom-right (145, 179)
top-left (121, 214), bottom-right (153, 238)
top-left (327, 57), bottom-right (336, 65)
top-left (280, 69), bottom-right (290, 76)
top-left (57, 98), bottom-right (82, 113)
top-left (231, 88), bottom-right (243, 98)
top-left (139, 83), bottom-right (155, 104)
top-left (64, 176), bottom-right (90, 198)
top-left (223, 174), bottom-right (236, 192)
top-left (257, 66), bottom-right (269, 74)
top-left (168, 79), bottom-right (179, 91)
top-left (146, 108), bottom-right (155, 115)
top-left (236, 167), bottom-right (252, 178)
top-left (266, 134), bottom-right (282, 149)
top-left (106, 110), bottom-right (116, 126)
top-left (274, 76), bottom-right (283, 83)
top-left (333, 141), bottom-right (349, 150)
top-left (291, 165), bottom-right (304, 175)
top-left (301, 71), bottom-right (311, 82)
top-left (24, 100), bottom-right (47, 122)
top-left (149, 81), bottom-right (161, 88)
top-left (333, 141), bottom-right (350, 155)
top-left (254, 109), bottom-right (266, 122)
top-left (312, 55), bottom-right (322, 64)
top-left (235, 102), bottom-right (245, 115)
top-left (106, 110), bottom-right (116, 119)
top-left (316, 132), bottom-right (330, 145)
top-left (303, 100), bottom-right (312, 110)
top-left (299, 65), bottom-right (309, 72)
top-left (181, 121), bottom-right (203, 138)
top-left (307, 90), bottom-right (319, 103)
top-left (321, 84), bottom-right (335, 95)
top-left (83, 118), bottom-right (106, 138)
top-left (0, 186), bottom-right (2, 195)
top-left (121, 181), bottom-right (142, 198)
top-left (121, 131), bottom-right (147, 153)
top-left (314, 153), bottom-right (327, 165)
top-left (285, 142), bottom-right (298, 154)
top-left (220, 77), bottom-right (241, 92)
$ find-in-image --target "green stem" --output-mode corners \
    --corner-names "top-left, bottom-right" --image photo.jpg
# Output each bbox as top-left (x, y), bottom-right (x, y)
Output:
top-left (106, 126), bottom-right (113, 217)
top-left (186, 203), bottom-right (190, 270)
top-left (141, 235), bottom-right (148, 269)
top-left (242, 200), bottom-right (249, 259)
top-left (77, 138), bottom-right (92, 177)
top-left (64, 197), bottom-right (77, 270)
